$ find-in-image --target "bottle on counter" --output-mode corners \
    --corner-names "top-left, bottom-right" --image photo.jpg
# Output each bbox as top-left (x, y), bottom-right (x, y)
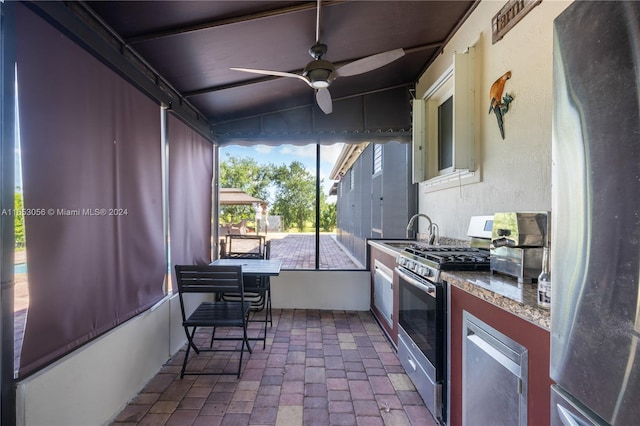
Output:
top-left (537, 246), bottom-right (551, 309)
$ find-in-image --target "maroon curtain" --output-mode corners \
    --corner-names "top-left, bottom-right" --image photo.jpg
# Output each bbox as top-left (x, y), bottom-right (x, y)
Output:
top-left (17, 4), bottom-right (165, 377)
top-left (168, 114), bottom-right (213, 287)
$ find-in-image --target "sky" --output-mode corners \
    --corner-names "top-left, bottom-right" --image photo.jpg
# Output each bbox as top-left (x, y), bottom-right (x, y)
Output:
top-left (219, 143), bottom-right (344, 201)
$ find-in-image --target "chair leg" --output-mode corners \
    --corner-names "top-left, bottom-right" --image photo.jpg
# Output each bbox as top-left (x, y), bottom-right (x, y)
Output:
top-left (237, 343), bottom-right (243, 379)
top-left (244, 322), bottom-right (253, 355)
top-left (181, 326), bottom-right (199, 379)
top-left (262, 290), bottom-right (268, 349)
top-left (210, 326), bottom-right (217, 348)
top-left (237, 334), bottom-right (248, 379)
top-left (232, 320), bottom-right (252, 378)
top-left (267, 288), bottom-right (273, 327)
top-left (261, 279), bottom-right (272, 327)
top-left (186, 326), bottom-right (200, 354)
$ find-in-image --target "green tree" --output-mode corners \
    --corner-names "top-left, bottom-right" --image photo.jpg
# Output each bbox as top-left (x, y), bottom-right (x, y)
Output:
top-left (15, 191), bottom-right (25, 247)
top-left (219, 154), bottom-right (273, 224)
top-left (320, 198), bottom-right (336, 232)
top-left (271, 161), bottom-right (315, 231)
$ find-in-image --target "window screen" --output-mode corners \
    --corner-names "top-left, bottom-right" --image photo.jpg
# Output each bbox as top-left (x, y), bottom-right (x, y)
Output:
top-left (438, 96), bottom-right (454, 171)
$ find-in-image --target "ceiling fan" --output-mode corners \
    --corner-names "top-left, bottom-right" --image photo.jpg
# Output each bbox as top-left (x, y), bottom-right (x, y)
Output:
top-left (230, 0), bottom-right (405, 114)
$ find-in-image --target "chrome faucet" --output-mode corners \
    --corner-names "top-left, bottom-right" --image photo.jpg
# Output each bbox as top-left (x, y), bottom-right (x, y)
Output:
top-left (429, 222), bottom-right (440, 245)
top-left (406, 213), bottom-right (433, 239)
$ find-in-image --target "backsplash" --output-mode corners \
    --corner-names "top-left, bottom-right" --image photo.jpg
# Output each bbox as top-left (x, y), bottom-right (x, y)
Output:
top-left (416, 233), bottom-right (470, 247)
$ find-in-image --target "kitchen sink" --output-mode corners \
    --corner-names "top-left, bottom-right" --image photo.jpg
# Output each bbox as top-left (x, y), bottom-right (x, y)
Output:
top-left (369, 239), bottom-right (415, 255)
top-left (382, 241), bottom-right (414, 248)
top-left (376, 240), bottom-right (416, 252)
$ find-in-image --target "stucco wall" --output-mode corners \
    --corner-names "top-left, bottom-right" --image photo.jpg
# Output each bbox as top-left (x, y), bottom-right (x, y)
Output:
top-left (16, 297), bottom-right (175, 426)
top-left (415, 0), bottom-right (573, 238)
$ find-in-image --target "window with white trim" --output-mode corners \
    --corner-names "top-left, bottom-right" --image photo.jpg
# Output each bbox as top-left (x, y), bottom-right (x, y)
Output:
top-left (373, 144), bottom-right (383, 175)
top-left (413, 46), bottom-right (479, 191)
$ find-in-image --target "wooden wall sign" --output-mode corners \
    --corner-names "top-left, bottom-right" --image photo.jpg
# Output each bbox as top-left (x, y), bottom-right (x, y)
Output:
top-left (492, 0), bottom-right (542, 44)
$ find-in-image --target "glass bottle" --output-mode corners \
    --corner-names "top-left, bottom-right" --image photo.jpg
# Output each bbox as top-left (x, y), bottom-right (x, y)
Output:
top-left (537, 246), bottom-right (551, 309)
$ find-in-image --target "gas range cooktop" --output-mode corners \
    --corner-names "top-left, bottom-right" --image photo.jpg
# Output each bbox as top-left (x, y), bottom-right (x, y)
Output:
top-left (397, 244), bottom-right (490, 280)
top-left (404, 245), bottom-right (490, 268)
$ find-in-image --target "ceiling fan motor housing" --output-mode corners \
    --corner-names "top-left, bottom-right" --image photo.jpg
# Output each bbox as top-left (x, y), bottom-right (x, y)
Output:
top-left (308, 43), bottom-right (328, 59)
top-left (303, 58), bottom-right (335, 88)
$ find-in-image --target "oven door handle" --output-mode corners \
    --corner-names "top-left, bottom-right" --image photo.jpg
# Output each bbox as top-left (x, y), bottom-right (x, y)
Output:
top-left (395, 267), bottom-right (437, 297)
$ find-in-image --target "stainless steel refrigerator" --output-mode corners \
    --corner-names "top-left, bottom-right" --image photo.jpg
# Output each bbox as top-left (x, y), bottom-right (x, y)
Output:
top-left (551, 2), bottom-right (640, 425)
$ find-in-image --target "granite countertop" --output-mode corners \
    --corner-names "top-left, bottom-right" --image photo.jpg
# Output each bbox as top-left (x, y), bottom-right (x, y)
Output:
top-left (368, 239), bottom-right (551, 330)
top-left (442, 270), bottom-right (551, 331)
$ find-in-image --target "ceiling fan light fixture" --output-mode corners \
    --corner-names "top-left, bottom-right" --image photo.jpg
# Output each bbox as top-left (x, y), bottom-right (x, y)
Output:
top-left (311, 80), bottom-right (330, 89)
top-left (308, 70), bottom-right (331, 88)
top-left (304, 59), bottom-right (334, 89)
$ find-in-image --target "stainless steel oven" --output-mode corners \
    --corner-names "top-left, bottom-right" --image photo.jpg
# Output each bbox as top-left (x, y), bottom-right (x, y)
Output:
top-left (395, 243), bottom-right (491, 425)
top-left (396, 263), bottom-right (446, 423)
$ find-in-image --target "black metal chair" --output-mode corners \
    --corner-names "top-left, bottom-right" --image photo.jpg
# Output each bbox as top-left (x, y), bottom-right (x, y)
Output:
top-left (175, 264), bottom-right (252, 379)
top-left (243, 240), bottom-right (273, 328)
top-left (219, 239), bottom-right (273, 348)
top-left (261, 240), bottom-right (273, 326)
top-left (223, 235), bottom-right (265, 259)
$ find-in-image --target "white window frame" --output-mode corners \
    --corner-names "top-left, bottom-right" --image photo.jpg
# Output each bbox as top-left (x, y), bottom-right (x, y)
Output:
top-left (373, 144), bottom-right (383, 175)
top-left (413, 46), bottom-right (479, 191)
top-left (428, 77), bottom-right (455, 176)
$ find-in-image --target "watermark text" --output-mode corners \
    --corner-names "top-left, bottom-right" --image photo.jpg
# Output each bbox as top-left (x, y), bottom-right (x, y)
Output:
top-left (1, 208), bottom-right (129, 217)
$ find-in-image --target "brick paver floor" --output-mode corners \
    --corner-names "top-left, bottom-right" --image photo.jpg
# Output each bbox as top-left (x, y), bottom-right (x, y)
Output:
top-left (111, 309), bottom-right (437, 426)
top-left (13, 233), bottom-right (363, 373)
top-left (266, 233), bottom-right (362, 269)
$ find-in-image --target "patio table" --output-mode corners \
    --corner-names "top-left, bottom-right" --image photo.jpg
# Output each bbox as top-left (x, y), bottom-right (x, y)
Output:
top-left (210, 258), bottom-right (282, 276)
top-left (210, 258), bottom-right (279, 345)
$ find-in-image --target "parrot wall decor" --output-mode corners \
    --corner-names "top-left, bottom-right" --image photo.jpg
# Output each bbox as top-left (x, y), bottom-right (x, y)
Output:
top-left (489, 71), bottom-right (513, 139)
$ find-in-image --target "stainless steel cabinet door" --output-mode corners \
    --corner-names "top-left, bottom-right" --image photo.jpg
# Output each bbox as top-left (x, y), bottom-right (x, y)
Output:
top-left (373, 260), bottom-right (393, 326)
top-left (463, 311), bottom-right (528, 426)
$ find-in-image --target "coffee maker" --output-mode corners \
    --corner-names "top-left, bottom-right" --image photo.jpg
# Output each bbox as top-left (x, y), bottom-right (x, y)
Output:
top-left (490, 211), bottom-right (550, 283)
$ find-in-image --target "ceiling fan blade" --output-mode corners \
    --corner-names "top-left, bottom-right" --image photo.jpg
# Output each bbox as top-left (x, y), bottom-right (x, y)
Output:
top-left (230, 67), bottom-right (311, 86)
top-left (334, 48), bottom-right (405, 77)
top-left (316, 88), bottom-right (333, 114)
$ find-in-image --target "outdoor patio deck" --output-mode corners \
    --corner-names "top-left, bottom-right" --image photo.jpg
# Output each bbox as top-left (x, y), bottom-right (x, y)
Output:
top-left (13, 233), bottom-right (364, 373)
top-left (111, 309), bottom-right (436, 426)
top-left (12, 235), bottom-right (427, 425)
top-left (235, 232), bottom-right (362, 270)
